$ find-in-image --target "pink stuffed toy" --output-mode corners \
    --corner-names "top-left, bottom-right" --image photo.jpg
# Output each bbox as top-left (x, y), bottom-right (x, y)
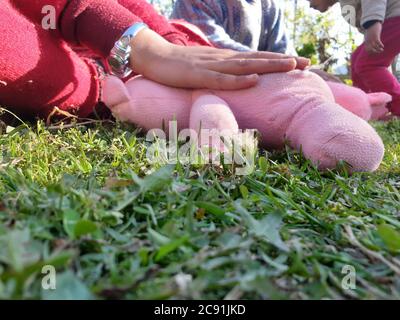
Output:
top-left (103, 70), bottom-right (388, 172)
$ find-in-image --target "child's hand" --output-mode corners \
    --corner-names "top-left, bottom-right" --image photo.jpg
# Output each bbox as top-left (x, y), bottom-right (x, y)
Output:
top-left (130, 28), bottom-right (310, 90)
top-left (364, 22), bottom-right (384, 55)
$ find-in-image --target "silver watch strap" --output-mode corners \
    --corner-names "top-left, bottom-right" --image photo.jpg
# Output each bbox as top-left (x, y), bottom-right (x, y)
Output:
top-left (107, 22), bottom-right (148, 78)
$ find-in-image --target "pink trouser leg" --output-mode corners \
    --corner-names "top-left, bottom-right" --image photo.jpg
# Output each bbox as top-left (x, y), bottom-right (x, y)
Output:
top-left (352, 17), bottom-right (400, 115)
top-left (351, 46), bottom-right (368, 92)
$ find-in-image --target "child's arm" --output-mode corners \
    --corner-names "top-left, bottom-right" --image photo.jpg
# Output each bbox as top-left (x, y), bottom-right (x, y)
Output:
top-left (360, 0), bottom-right (387, 27)
top-left (364, 21), bottom-right (384, 54)
top-left (361, 0), bottom-right (387, 54)
top-left (171, 0), bottom-right (252, 52)
top-left (262, 1), bottom-right (289, 54)
top-left (12, 0), bottom-right (186, 58)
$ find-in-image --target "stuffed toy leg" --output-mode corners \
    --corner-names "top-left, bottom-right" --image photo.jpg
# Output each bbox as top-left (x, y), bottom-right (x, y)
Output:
top-left (103, 70), bottom-right (384, 172)
top-left (327, 81), bottom-right (392, 121)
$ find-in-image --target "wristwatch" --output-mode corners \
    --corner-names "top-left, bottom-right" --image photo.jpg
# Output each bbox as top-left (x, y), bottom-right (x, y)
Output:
top-left (107, 22), bottom-right (149, 78)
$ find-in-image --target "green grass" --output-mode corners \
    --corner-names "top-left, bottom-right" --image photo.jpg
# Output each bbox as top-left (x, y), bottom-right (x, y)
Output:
top-left (1, 118), bottom-right (400, 300)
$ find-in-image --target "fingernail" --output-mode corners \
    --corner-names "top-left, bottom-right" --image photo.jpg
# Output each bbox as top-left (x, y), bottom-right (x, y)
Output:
top-left (247, 74), bottom-right (259, 81)
top-left (285, 58), bottom-right (297, 67)
top-left (301, 57), bottom-right (311, 65)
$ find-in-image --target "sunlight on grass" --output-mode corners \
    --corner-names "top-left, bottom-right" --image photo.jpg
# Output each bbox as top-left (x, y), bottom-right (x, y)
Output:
top-left (0, 119), bottom-right (400, 299)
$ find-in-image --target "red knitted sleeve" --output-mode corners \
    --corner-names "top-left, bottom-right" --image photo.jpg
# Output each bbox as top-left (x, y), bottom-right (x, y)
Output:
top-left (11, 0), bottom-right (188, 58)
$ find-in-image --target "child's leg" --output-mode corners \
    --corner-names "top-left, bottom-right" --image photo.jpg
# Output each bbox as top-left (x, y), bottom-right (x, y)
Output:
top-left (0, 4), bottom-right (100, 119)
top-left (352, 17), bottom-right (400, 115)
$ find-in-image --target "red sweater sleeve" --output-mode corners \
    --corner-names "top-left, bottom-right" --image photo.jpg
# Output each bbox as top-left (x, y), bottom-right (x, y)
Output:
top-left (11, 0), bottom-right (188, 58)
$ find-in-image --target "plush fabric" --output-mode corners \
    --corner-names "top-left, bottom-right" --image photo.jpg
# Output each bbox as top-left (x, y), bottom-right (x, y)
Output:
top-left (327, 81), bottom-right (392, 120)
top-left (103, 71), bottom-right (388, 172)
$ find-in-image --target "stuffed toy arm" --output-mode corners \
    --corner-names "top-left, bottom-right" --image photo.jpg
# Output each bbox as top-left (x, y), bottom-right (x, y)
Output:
top-left (102, 75), bottom-right (193, 132)
top-left (102, 75), bottom-right (240, 149)
top-left (368, 92), bottom-right (393, 121)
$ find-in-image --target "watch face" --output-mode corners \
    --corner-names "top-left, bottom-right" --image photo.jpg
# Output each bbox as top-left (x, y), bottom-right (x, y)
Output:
top-left (120, 35), bottom-right (131, 48)
top-left (108, 56), bottom-right (124, 73)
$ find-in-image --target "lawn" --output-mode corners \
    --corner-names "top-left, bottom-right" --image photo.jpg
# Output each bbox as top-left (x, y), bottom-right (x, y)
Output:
top-left (0, 118), bottom-right (400, 300)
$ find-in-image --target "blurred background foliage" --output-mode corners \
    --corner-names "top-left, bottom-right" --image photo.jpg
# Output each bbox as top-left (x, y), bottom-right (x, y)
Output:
top-left (149, 0), bottom-right (399, 79)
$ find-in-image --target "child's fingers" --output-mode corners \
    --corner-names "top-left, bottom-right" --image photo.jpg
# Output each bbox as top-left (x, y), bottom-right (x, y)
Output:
top-left (293, 57), bottom-right (311, 70)
top-left (232, 52), bottom-right (310, 70)
top-left (367, 40), bottom-right (384, 54)
top-left (201, 58), bottom-right (297, 75)
top-left (365, 43), bottom-right (374, 54)
top-left (193, 70), bottom-right (260, 90)
top-left (152, 67), bottom-right (259, 90)
top-left (373, 41), bottom-right (384, 53)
